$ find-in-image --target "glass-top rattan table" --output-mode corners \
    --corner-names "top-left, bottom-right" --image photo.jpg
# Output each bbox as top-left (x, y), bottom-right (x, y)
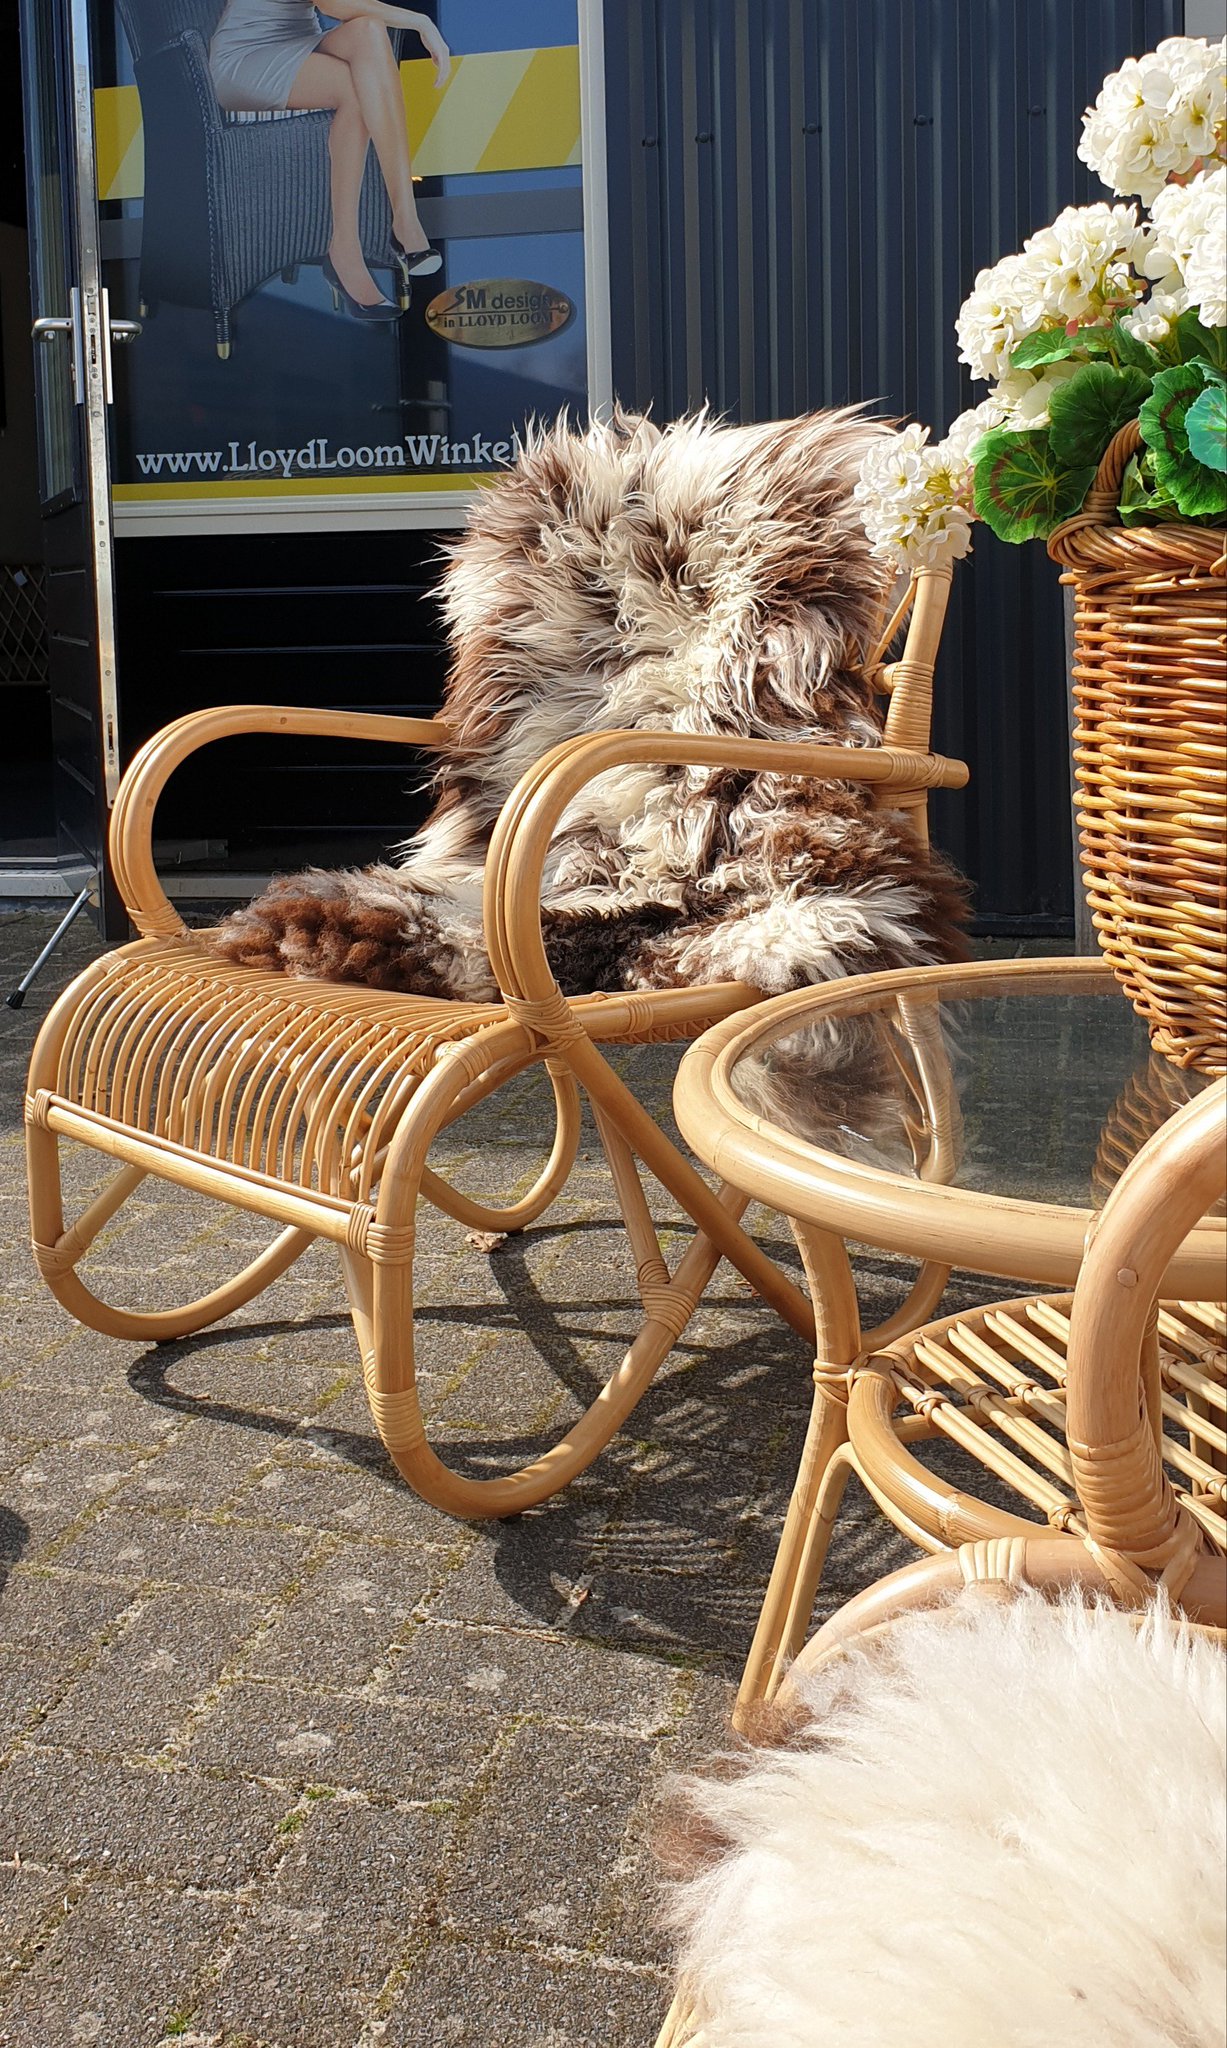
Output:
top-left (673, 955), bottom-right (1226, 1716)
top-left (675, 953), bottom-right (1223, 1300)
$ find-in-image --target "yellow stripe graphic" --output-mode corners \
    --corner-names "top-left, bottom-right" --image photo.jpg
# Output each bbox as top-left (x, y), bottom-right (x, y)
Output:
top-left (113, 474), bottom-right (493, 502)
top-left (477, 47), bottom-right (582, 173)
top-left (94, 84), bottom-right (143, 202)
top-left (96, 47), bottom-right (581, 202)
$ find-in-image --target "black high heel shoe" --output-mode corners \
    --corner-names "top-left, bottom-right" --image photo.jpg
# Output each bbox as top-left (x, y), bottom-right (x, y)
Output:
top-left (391, 236), bottom-right (443, 279)
top-left (322, 256), bottom-right (402, 322)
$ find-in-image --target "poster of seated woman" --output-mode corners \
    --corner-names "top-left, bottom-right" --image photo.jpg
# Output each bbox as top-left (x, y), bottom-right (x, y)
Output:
top-left (209, 0), bottom-right (451, 318)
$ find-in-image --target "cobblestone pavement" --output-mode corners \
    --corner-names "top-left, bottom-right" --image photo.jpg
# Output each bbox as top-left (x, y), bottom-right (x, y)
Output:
top-left (0, 909), bottom-right (1021, 2048)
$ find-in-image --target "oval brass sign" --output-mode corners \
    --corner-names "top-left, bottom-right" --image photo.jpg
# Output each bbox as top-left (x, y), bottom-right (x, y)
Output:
top-left (424, 279), bottom-right (574, 350)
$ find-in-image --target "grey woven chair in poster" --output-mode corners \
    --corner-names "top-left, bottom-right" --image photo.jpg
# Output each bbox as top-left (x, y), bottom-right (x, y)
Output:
top-left (115, 0), bottom-right (408, 357)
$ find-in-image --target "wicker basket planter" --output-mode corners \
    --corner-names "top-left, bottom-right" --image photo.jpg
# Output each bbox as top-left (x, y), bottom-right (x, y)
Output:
top-left (1049, 422), bottom-right (1227, 1075)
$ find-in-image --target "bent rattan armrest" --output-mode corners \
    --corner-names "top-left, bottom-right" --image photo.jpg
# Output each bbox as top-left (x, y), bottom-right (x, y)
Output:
top-left (109, 705), bottom-right (452, 935)
top-left (484, 725), bottom-right (968, 1022)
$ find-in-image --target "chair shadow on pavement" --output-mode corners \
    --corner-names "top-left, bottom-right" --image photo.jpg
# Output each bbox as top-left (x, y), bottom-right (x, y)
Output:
top-left (122, 1214), bottom-right (822, 1669)
top-left (0, 1509), bottom-right (30, 1594)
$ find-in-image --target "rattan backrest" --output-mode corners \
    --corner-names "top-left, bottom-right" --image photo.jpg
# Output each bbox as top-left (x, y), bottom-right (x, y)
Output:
top-left (876, 565), bottom-right (953, 756)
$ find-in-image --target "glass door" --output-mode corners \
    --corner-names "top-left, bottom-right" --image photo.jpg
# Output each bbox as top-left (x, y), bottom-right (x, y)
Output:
top-left (21, 0), bottom-right (139, 932)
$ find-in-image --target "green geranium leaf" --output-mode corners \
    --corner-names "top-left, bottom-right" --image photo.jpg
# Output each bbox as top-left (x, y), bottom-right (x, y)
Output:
top-left (972, 428), bottom-right (1097, 543)
top-left (1117, 451), bottom-right (1186, 526)
top-left (1109, 319), bottom-right (1164, 372)
top-left (1047, 364), bottom-right (1153, 468)
top-left (1140, 363), bottom-right (1227, 518)
top-left (1010, 326), bottom-right (1114, 371)
top-left (1174, 310), bottom-right (1227, 375)
top-left (1186, 384), bottom-right (1227, 473)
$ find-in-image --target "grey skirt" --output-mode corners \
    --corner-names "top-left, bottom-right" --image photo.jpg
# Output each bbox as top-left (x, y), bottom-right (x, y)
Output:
top-left (209, 0), bottom-right (326, 114)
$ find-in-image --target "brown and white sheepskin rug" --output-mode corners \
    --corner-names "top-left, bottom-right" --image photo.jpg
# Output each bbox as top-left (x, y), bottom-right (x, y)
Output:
top-left (662, 1593), bottom-right (1227, 2048)
top-left (212, 408), bottom-right (969, 999)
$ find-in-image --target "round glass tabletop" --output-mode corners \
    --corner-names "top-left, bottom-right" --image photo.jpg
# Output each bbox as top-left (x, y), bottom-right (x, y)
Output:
top-left (675, 957), bottom-right (1224, 1289)
top-left (727, 963), bottom-right (1214, 1212)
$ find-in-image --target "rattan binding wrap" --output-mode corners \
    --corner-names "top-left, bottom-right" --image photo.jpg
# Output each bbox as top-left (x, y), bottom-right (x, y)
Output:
top-left (1049, 421), bottom-right (1227, 1074)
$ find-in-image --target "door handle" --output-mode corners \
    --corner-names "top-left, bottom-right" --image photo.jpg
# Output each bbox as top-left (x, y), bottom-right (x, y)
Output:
top-left (34, 289), bottom-right (87, 400)
top-left (31, 300), bottom-right (142, 405)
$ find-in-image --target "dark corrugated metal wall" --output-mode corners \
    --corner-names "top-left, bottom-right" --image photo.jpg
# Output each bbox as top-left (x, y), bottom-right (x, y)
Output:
top-left (602, 0), bottom-right (1183, 929)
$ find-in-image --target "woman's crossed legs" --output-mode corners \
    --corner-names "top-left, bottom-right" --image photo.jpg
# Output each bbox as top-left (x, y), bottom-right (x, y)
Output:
top-left (288, 21), bottom-right (429, 308)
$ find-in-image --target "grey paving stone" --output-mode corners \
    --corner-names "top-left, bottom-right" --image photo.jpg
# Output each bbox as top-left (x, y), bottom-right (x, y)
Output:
top-left (113, 1421), bottom-right (271, 1518)
top-left (0, 1386), bottom-right (179, 1449)
top-left (243, 1548), bottom-right (432, 1690)
top-left (122, 1340), bottom-right (346, 1426)
top-left (226, 1455), bottom-right (457, 1550)
top-left (381, 1939), bottom-right (666, 2048)
top-left (0, 1859), bottom-right (69, 1962)
top-left (385, 1623), bottom-right (681, 1738)
top-left (440, 1724), bottom-right (654, 1947)
top-left (54, 1510), bottom-right (312, 1595)
top-left (0, 1882), bottom-right (234, 2048)
top-left (564, 1564), bottom-right (765, 1670)
top-left (36, 1590), bottom-right (265, 1757)
top-left (0, 1321), bottom-right (134, 1393)
top-left (0, 1749), bottom-right (285, 1886)
top-left (422, 1530), bottom-right (594, 1636)
top-left (0, 1648), bottom-right (72, 1750)
top-left (0, 1570), bottom-right (132, 1655)
top-left (195, 1796), bottom-right (445, 2047)
top-left (186, 1681), bottom-right (497, 1802)
top-left (6, 1443), bottom-right (146, 1557)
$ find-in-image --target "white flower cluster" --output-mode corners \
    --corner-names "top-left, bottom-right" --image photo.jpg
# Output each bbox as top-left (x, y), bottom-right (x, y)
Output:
top-left (869, 39), bottom-right (1227, 570)
top-left (1146, 162), bottom-right (1227, 330)
top-left (1079, 36), bottom-right (1226, 203)
top-left (956, 203), bottom-right (1149, 383)
top-left (854, 414), bottom-right (996, 571)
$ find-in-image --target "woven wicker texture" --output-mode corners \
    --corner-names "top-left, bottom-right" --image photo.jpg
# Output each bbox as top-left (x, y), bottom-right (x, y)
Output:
top-left (1049, 422), bottom-right (1227, 1074)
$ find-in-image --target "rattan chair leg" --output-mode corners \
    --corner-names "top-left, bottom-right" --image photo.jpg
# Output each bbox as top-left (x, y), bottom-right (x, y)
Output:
top-left (734, 1222), bottom-right (864, 1726)
top-left (26, 1113), bottom-right (317, 1343)
top-left (655, 1986), bottom-right (707, 2048)
top-left (418, 1060), bottom-right (583, 1235)
top-left (357, 1215), bottom-right (731, 1518)
top-left (332, 1036), bottom-right (750, 1517)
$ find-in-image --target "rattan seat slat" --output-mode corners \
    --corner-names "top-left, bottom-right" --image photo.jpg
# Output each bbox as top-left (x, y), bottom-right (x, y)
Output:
top-left (1161, 1353), bottom-right (1227, 1412)
top-left (895, 1358), bottom-right (1078, 1519)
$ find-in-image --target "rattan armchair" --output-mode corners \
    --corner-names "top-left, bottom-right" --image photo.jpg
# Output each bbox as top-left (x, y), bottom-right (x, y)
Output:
top-left (24, 570), bottom-right (965, 1519)
top-left (656, 1077), bottom-right (1226, 2048)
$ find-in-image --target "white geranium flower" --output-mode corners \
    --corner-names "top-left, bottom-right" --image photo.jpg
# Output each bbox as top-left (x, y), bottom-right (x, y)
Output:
top-left (1079, 36), bottom-right (1226, 202)
top-left (1187, 233), bottom-right (1227, 330)
top-left (854, 425), bottom-right (977, 571)
top-left (957, 205), bottom-right (1148, 385)
top-left (1121, 285), bottom-right (1190, 346)
top-left (939, 399), bottom-right (1008, 473)
top-left (955, 251), bottom-right (1036, 382)
top-left (992, 359), bottom-right (1083, 430)
top-left (1015, 202), bottom-right (1149, 329)
top-left (1147, 162), bottom-right (1227, 329)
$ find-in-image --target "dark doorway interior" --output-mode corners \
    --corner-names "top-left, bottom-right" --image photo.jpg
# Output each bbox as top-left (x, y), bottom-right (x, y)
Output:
top-left (0, 7), bottom-right (54, 858)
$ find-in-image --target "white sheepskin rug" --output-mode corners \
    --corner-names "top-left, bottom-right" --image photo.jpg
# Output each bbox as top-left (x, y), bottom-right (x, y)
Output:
top-left (664, 1594), bottom-right (1227, 2048)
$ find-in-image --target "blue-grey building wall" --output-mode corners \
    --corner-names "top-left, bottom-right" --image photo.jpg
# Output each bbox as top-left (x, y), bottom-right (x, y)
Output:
top-left (601, 0), bottom-right (1184, 929)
